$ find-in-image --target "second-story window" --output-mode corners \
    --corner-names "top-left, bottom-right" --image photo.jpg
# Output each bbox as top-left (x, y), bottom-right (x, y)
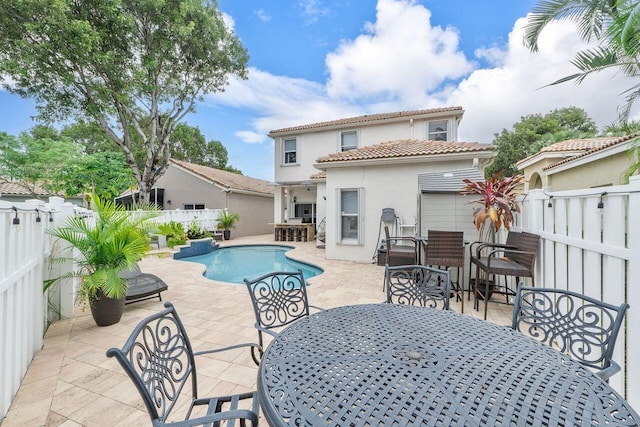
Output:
top-left (340, 131), bottom-right (358, 151)
top-left (428, 121), bottom-right (448, 141)
top-left (283, 138), bottom-right (297, 164)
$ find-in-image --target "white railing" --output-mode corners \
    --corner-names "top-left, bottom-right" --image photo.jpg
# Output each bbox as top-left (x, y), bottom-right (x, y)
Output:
top-left (518, 176), bottom-right (640, 407)
top-left (157, 208), bottom-right (224, 233)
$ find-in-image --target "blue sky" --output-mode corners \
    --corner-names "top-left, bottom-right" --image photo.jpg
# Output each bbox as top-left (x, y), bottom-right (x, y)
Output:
top-left (1, 0), bottom-right (636, 181)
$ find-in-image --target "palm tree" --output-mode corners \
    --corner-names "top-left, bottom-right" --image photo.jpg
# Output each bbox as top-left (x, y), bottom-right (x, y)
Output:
top-left (524, 0), bottom-right (640, 120)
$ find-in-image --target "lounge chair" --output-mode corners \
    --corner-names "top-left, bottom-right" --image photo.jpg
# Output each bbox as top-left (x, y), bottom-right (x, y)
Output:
top-left (120, 264), bottom-right (168, 305)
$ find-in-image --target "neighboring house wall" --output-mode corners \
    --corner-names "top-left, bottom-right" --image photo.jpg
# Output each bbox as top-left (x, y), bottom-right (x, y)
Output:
top-left (153, 163), bottom-right (274, 238)
top-left (154, 166), bottom-right (227, 210)
top-left (520, 158), bottom-right (558, 191)
top-left (324, 159), bottom-right (477, 263)
top-left (547, 151), bottom-right (630, 190)
top-left (228, 192), bottom-right (275, 237)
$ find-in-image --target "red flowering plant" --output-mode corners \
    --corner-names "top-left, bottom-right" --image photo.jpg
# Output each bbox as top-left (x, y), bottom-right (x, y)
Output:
top-left (459, 173), bottom-right (524, 242)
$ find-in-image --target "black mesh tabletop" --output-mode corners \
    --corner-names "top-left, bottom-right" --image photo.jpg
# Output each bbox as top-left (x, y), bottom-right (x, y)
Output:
top-left (257, 303), bottom-right (639, 426)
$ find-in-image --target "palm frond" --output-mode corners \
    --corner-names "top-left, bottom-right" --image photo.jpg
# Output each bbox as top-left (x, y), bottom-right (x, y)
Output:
top-left (524, 0), bottom-right (613, 51)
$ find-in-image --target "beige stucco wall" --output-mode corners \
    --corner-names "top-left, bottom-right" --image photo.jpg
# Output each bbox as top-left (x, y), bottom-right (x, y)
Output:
top-left (154, 165), bottom-right (274, 238)
top-left (154, 165), bottom-right (227, 209)
top-left (521, 158), bottom-right (558, 192)
top-left (228, 192), bottom-right (275, 238)
top-left (547, 152), bottom-right (630, 191)
top-left (323, 158), bottom-right (478, 263)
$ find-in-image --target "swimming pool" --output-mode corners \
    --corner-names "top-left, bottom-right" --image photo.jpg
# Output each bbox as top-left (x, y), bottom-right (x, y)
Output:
top-left (180, 245), bottom-right (323, 284)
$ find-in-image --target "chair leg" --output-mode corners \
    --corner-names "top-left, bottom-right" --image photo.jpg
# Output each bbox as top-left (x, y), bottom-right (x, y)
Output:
top-left (483, 275), bottom-right (491, 320)
top-left (474, 267), bottom-right (480, 311)
top-left (448, 265), bottom-right (463, 312)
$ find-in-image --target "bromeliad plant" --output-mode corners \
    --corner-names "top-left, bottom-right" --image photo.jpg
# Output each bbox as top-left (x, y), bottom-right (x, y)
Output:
top-left (459, 173), bottom-right (524, 242)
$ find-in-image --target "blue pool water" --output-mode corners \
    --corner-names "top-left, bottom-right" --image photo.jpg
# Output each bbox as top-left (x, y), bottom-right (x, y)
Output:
top-left (180, 245), bottom-right (323, 284)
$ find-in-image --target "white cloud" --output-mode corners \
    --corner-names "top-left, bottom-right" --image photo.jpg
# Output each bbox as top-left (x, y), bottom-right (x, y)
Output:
top-left (449, 17), bottom-right (637, 143)
top-left (325, 0), bottom-right (474, 105)
top-left (207, 67), bottom-right (363, 137)
top-left (207, 0), bottom-right (639, 148)
top-left (220, 12), bottom-right (236, 31)
top-left (235, 130), bottom-right (266, 144)
top-left (254, 9), bottom-right (271, 22)
top-left (298, 0), bottom-right (330, 25)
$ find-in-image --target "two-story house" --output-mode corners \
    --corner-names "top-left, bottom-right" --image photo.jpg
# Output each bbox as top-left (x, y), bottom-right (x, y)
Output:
top-left (269, 107), bottom-right (495, 263)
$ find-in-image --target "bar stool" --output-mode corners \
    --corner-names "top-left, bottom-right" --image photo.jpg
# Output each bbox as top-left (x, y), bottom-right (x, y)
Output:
top-left (423, 230), bottom-right (465, 311)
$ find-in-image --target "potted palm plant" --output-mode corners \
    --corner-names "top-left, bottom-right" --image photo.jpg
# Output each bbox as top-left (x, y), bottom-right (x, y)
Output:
top-left (216, 210), bottom-right (239, 240)
top-left (47, 194), bottom-right (160, 326)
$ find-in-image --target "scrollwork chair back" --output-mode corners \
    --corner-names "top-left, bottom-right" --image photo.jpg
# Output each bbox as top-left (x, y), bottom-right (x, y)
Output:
top-left (244, 270), bottom-right (311, 363)
top-left (385, 265), bottom-right (451, 310)
top-left (106, 302), bottom-right (259, 426)
top-left (512, 284), bottom-right (629, 381)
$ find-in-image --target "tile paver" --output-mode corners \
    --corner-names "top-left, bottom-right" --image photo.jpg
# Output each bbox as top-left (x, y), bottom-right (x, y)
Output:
top-left (2, 234), bottom-right (512, 426)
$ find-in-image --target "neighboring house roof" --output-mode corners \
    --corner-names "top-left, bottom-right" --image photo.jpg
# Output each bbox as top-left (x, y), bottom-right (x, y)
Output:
top-left (0, 181), bottom-right (64, 197)
top-left (516, 133), bottom-right (640, 170)
top-left (419, 168), bottom-right (485, 193)
top-left (170, 159), bottom-right (274, 196)
top-left (269, 107), bottom-right (463, 135)
top-left (543, 133), bottom-right (640, 171)
top-left (315, 139), bottom-right (493, 164)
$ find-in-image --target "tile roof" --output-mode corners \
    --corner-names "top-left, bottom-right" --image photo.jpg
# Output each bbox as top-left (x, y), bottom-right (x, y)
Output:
top-left (315, 139), bottom-right (494, 163)
top-left (0, 181), bottom-right (63, 197)
top-left (543, 133), bottom-right (640, 170)
top-left (269, 107), bottom-right (463, 134)
top-left (310, 172), bottom-right (326, 180)
top-left (517, 134), bottom-right (639, 167)
top-left (170, 159), bottom-right (274, 195)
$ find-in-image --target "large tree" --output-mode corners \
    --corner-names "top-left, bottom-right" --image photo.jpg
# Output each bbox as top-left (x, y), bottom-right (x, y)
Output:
top-left (0, 0), bottom-right (248, 202)
top-left (0, 128), bottom-right (135, 199)
top-left (0, 131), bottom-right (82, 194)
top-left (525, 0), bottom-right (640, 120)
top-left (170, 123), bottom-right (241, 173)
top-left (487, 107), bottom-right (597, 177)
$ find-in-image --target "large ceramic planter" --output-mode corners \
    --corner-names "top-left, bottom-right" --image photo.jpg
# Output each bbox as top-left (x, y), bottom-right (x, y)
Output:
top-left (90, 290), bottom-right (126, 326)
top-left (223, 230), bottom-right (231, 240)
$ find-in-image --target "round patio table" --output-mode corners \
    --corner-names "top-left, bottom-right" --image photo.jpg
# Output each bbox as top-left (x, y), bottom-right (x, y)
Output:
top-left (257, 303), bottom-right (640, 426)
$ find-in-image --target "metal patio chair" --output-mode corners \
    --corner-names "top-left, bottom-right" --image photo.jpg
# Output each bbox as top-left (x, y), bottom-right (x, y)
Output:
top-left (385, 265), bottom-right (451, 310)
top-left (470, 231), bottom-right (540, 319)
top-left (244, 270), bottom-right (322, 365)
top-left (512, 284), bottom-right (629, 381)
top-left (106, 302), bottom-right (260, 427)
top-left (423, 230), bottom-right (465, 310)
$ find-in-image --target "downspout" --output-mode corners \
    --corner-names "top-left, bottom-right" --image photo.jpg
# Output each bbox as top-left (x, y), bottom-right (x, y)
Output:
top-left (410, 118), bottom-right (414, 139)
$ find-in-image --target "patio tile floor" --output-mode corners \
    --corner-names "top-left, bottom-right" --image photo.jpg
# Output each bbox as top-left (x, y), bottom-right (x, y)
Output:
top-left (2, 234), bottom-right (513, 426)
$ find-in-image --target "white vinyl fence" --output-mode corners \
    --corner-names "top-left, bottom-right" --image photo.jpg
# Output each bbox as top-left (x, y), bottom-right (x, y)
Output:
top-left (0, 197), bottom-right (68, 421)
top-left (157, 208), bottom-right (224, 235)
top-left (517, 175), bottom-right (640, 407)
top-left (0, 200), bottom-right (221, 420)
